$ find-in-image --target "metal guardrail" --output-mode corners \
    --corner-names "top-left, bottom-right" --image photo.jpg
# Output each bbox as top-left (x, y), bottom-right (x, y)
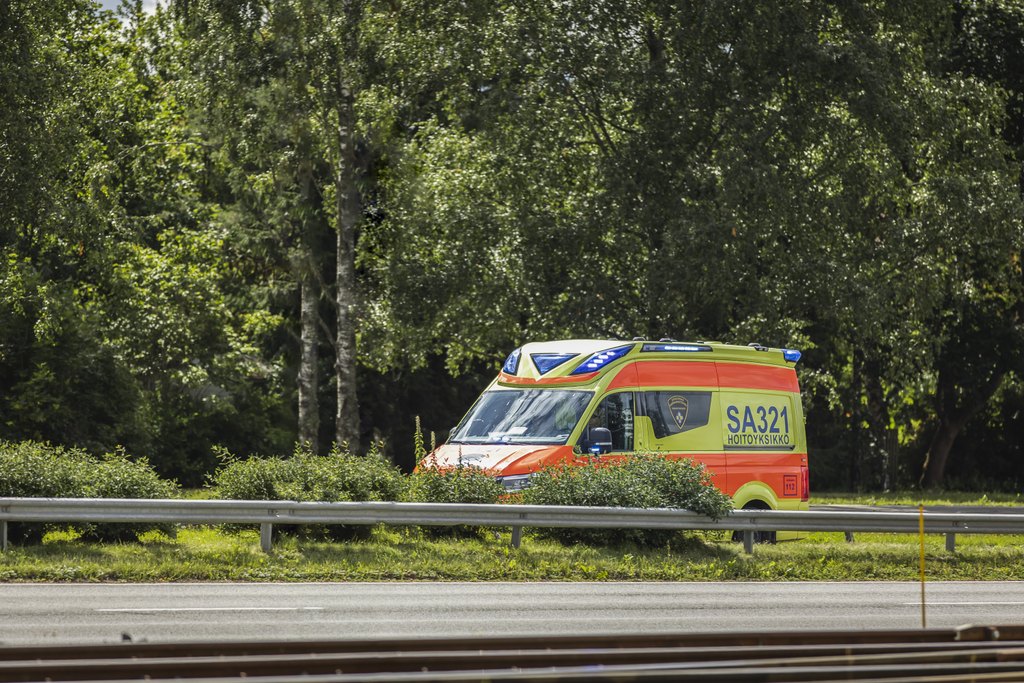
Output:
top-left (2, 497), bottom-right (1022, 553)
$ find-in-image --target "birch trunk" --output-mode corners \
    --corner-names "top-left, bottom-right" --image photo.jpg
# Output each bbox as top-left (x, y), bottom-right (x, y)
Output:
top-left (333, 77), bottom-right (360, 449)
top-left (297, 265), bottom-right (319, 452)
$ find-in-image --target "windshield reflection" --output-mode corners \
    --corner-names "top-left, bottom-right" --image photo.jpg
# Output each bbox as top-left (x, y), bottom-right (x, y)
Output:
top-left (449, 389), bottom-right (593, 445)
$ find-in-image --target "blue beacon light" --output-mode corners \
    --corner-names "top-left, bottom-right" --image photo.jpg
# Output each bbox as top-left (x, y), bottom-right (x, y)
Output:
top-left (531, 353), bottom-right (578, 375)
top-left (569, 345), bottom-right (633, 375)
top-left (502, 348), bottom-right (522, 374)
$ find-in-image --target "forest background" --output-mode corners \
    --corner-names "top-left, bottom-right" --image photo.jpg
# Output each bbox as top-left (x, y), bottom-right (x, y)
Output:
top-left (1, 0), bottom-right (1022, 491)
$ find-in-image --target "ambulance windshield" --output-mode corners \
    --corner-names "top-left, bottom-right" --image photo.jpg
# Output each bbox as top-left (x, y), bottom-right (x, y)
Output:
top-left (449, 389), bottom-right (592, 445)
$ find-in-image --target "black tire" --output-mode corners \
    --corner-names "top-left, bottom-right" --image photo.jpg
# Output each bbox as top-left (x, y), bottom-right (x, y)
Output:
top-left (732, 501), bottom-right (777, 544)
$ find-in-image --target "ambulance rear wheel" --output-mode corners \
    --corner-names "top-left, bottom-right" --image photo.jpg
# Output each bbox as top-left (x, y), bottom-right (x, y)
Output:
top-left (732, 501), bottom-right (776, 544)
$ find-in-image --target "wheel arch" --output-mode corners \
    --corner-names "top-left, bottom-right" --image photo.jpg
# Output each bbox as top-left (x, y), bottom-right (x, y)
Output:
top-left (732, 481), bottom-right (779, 510)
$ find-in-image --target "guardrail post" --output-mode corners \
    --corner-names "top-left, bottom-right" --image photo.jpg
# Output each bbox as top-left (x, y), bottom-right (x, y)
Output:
top-left (260, 523), bottom-right (273, 553)
top-left (845, 532), bottom-right (855, 543)
top-left (945, 533), bottom-right (956, 552)
top-left (1, 520), bottom-right (6, 552)
top-left (511, 526), bottom-right (522, 549)
top-left (742, 530), bottom-right (754, 554)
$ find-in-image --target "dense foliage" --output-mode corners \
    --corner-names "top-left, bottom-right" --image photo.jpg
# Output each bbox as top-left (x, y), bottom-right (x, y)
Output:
top-left (211, 443), bottom-right (405, 503)
top-left (210, 443), bottom-right (404, 538)
top-left (407, 466), bottom-right (505, 506)
top-left (406, 464), bottom-right (506, 537)
top-left (0, 441), bottom-right (177, 542)
top-left (0, 0), bottom-right (1021, 490)
top-left (522, 455), bottom-right (733, 546)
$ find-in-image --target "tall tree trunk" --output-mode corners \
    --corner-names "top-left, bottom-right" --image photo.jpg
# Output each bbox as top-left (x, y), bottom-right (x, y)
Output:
top-left (297, 262), bottom-right (319, 452)
top-left (920, 416), bottom-right (962, 490)
top-left (920, 368), bottom-right (1004, 488)
top-left (333, 77), bottom-right (360, 450)
top-left (297, 162), bottom-right (320, 452)
top-left (863, 352), bottom-right (888, 489)
top-left (849, 348), bottom-right (865, 489)
top-left (849, 347), bottom-right (888, 489)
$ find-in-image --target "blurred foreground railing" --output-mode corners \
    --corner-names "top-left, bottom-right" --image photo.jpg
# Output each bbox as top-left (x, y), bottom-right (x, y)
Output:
top-left (2, 497), bottom-right (1023, 553)
top-left (1, 624), bottom-right (1024, 681)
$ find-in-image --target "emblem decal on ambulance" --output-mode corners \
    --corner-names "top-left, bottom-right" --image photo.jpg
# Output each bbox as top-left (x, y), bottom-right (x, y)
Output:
top-left (668, 395), bottom-right (689, 430)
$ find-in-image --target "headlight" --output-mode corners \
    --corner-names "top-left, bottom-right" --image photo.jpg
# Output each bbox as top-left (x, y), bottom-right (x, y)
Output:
top-left (497, 474), bottom-right (532, 492)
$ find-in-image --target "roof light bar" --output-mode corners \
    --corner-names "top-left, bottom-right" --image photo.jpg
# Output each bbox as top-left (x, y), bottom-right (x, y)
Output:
top-left (531, 353), bottom-right (578, 375)
top-left (641, 343), bottom-right (713, 353)
top-left (569, 345), bottom-right (633, 375)
top-left (782, 348), bottom-right (802, 363)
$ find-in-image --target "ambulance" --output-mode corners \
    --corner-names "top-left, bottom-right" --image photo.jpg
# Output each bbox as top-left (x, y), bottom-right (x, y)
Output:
top-left (431, 339), bottom-right (810, 523)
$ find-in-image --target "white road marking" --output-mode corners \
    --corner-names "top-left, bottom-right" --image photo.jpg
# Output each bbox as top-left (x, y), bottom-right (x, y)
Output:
top-left (97, 607), bottom-right (325, 613)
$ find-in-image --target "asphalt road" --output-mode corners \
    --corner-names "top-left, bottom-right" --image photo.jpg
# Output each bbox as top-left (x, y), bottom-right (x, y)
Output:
top-left (1, 581), bottom-right (1022, 645)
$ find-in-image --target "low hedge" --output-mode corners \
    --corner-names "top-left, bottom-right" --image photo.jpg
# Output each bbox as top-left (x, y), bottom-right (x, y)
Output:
top-left (0, 441), bottom-right (178, 543)
top-left (406, 465), bottom-right (505, 537)
top-left (2, 441), bottom-right (735, 550)
top-left (79, 450), bottom-right (179, 541)
top-left (521, 454), bottom-right (733, 547)
top-left (210, 442), bottom-right (405, 539)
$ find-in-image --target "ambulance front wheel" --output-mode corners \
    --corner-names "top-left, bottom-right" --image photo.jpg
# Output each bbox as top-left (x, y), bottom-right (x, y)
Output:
top-left (732, 500), bottom-right (777, 545)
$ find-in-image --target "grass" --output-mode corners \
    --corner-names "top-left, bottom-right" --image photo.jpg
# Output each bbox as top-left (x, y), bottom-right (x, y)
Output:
top-left (1, 493), bottom-right (1021, 582)
top-left (814, 491), bottom-right (1024, 506)
top-left (2, 525), bottom-right (1023, 582)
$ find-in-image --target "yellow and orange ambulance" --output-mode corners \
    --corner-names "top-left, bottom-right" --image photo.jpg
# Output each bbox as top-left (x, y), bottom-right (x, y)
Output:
top-left (430, 339), bottom-right (809, 520)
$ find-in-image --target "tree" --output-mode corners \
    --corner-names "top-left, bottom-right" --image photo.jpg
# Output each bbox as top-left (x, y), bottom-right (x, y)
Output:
top-left (3, 0), bottom-right (1021, 487)
top-left (360, 0), bottom-right (1022, 489)
top-left (180, 0), bottom-right (371, 450)
top-left (0, 0), bottom-right (150, 451)
top-left (917, 0), bottom-right (1024, 487)
top-left (1, 1), bottom-right (296, 480)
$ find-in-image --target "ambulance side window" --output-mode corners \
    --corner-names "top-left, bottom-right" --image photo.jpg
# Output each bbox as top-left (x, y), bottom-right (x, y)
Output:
top-left (581, 393), bottom-right (635, 452)
top-left (642, 392), bottom-right (712, 439)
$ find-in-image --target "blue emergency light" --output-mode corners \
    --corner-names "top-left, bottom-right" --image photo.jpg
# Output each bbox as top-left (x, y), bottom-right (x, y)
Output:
top-left (641, 343), bottom-right (713, 353)
top-left (782, 348), bottom-right (802, 363)
top-left (531, 353), bottom-right (578, 375)
top-left (502, 348), bottom-right (522, 374)
top-left (569, 344), bottom-right (633, 375)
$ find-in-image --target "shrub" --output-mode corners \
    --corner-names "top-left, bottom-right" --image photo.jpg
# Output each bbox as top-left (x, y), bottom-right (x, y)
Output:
top-left (78, 449), bottom-right (180, 542)
top-left (295, 442), bottom-right (406, 503)
top-left (210, 442), bottom-right (406, 539)
top-left (407, 466), bottom-right (505, 505)
top-left (0, 441), bottom-right (91, 544)
top-left (0, 441), bottom-right (91, 498)
top-left (207, 449), bottom-right (293, 501)
top-left (406, 465), bottom-right (505, 537)
top-left (521, 454), bottom-right (733, 547)
top-left (0, 441), bottom-right (179, 544)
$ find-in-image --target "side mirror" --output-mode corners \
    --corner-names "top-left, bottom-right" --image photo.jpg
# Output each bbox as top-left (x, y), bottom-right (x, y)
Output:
top-left (586, 427), bottom-right (613, 455)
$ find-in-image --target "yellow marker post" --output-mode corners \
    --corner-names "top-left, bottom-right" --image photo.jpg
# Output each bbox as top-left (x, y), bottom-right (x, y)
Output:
top-left (919, 503), bottom-right (926, 628)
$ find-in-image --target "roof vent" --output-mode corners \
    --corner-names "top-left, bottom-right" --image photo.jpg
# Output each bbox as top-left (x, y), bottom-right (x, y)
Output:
top-left (632, 336), bottom-right (646, 341)
top-left (659, 337), bottom-right (676, 342)
top-left (748, 343), bottom-right (768, 351)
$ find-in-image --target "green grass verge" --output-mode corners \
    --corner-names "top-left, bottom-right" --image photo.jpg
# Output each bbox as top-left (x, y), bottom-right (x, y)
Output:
top-left (1, 525), bottom-right (1023, 582)
top-left (2, 493), bottom-right (1021, 582)
top-left (814, 491), bottom-right (1024, 506)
